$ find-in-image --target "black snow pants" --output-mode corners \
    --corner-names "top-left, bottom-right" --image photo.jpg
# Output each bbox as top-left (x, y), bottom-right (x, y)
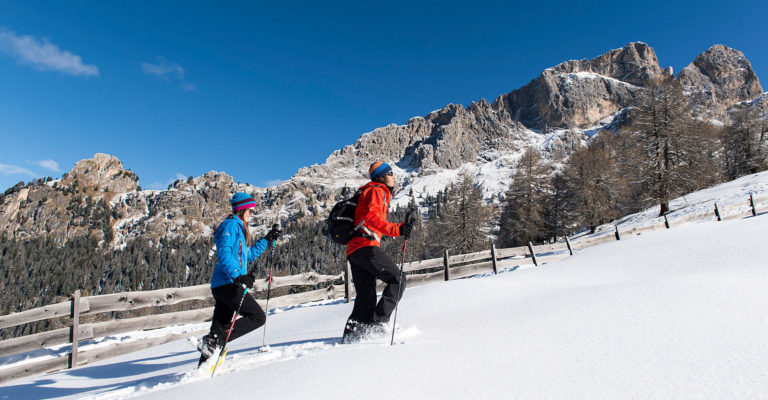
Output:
top-left (209, 283), bottom-right (266, 343)
top-left (347, 246), bottom-right (406, 324)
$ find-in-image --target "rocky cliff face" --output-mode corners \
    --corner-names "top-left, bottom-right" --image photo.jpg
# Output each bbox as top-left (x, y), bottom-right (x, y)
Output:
top-left (677, 44), bottom-right (763, 120)
top-left (498, 42), bottom-right (667, 130)
top-left (0, 154), bottom-right (140, 244)
top-left (0, 156), bottom-right (271, 247)
top-left (1, 42), bottom-right (764, 248)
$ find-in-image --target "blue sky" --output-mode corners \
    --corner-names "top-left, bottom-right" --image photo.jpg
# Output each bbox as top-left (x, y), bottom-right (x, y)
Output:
top-left (0, 1), bottom-right (766, 192)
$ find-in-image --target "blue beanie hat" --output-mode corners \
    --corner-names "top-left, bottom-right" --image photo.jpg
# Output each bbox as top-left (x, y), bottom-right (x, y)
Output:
top-left (231, 192), bottom-right (257, 213)
top-left (369, 161), bottom-right (392, 181)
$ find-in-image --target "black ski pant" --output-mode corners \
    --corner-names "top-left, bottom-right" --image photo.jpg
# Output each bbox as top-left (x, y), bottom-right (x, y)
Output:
top-left (347, 246), bottom-right (406, 324)
top-left (209, 283), bottom-right (266, 343)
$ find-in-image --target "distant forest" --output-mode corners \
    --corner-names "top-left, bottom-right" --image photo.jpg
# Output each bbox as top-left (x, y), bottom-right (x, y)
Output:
top-left (1, 79), bottom-right (766, 339)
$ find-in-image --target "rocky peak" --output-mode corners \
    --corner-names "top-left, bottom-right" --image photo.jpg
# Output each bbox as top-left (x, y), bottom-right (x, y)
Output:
top-left (496, 42), bottom-right (666, 130)
top-left (677, 44), bottom-right (763, 119)
top-left (61, 153), bottom-right (139, 200)
top-left (551, 42), bottom-right (665, 86)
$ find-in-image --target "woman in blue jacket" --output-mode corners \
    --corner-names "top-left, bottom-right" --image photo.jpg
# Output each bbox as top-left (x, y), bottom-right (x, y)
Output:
top-left (196, 192), bottom-right (280, 364)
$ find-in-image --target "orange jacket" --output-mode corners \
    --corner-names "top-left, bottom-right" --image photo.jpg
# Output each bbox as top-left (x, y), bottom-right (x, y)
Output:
top-left (346, 181), bottom-right (402, 257)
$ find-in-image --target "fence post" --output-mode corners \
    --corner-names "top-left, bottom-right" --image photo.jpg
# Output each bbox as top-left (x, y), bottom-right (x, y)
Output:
top-left (344, 261), bottom-right (351, 303)
top-left (565, 236), bottom-right (573, 256)
top-left (68, 290), bottom-right (81, 369)
top-left (750, 194), bottom-right (757, 216)
top-left (614, 226), bottom-right (621, 240)
top-left (664, 214), bottom-right (670, 229)
top-left (490, 243), bottom-right (498, 275)
top-left (714, 203), bottom-right (722, 221)
top-left (527, 242), bottom-right (538, 267)
top-left (443, 249), bottom-right (450, 281)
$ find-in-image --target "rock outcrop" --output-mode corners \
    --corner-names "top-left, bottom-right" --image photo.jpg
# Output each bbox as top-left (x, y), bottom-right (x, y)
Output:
top-left (496, 42), bottom-right (668, 130)
top-left (677, 44), bottom-right (763, 119)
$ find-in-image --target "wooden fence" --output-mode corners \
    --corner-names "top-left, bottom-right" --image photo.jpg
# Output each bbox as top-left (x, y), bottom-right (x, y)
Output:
top-left (0, 194), bottom-right (765, 384)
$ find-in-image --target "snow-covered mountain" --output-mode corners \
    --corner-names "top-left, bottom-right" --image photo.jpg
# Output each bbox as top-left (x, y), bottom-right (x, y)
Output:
top-left (0, 42), bottom-right (764, 247)
top-left (2, 172), bottom-right (766, 399)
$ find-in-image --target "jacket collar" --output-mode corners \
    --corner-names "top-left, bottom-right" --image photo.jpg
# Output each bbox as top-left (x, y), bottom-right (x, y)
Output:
top-left (362, 181), bottom-right (392, 195)
top-left (226, 213), bottom-right (247, 231)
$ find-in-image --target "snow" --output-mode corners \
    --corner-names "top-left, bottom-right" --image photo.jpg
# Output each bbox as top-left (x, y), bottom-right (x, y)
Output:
top-left (613, 171), bottom-right (768, 231)
top-left (2, 176), bottom-right (768, 399)
top-left (391, 166), bottom-right (466, 208)
top-left (557, 71), bottom-right (637, 89)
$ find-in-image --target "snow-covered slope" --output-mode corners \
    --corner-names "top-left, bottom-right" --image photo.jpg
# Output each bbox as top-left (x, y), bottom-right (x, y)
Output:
top-left (593, 170), bottom-right (768, 235)
top-left (2, 177), bottom-right (767, 399)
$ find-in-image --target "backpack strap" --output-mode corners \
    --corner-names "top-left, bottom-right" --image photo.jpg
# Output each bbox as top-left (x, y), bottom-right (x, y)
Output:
top-left (354, 186), bottom-right (380, 242)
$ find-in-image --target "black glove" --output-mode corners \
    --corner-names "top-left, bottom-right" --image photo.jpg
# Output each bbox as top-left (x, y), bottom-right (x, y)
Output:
top-left (400, 208), bottom-right (416, 238)
top-left (264, 224), bottom-right (281, 244)
top-left (233, 274), bottom-right (255, 289)
top-left (400, 222), bottom-right (413, 239)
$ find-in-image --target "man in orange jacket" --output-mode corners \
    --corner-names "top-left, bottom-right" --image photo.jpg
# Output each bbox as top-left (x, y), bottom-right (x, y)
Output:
top-left (342, 161), bottom-right (414, 343)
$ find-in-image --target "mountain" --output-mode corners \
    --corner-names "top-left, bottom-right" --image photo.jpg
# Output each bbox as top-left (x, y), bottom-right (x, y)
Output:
top-left (0, 42), bottom-right (764, 250)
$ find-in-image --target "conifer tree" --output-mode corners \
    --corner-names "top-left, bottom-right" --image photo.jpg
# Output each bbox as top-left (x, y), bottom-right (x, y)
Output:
top-left (723, 105), bottom-right (768, 179)
top-left (626, 78), bottom-right (718, 216)
top-left (544, 172), bottom-right (573, 240)
top-left (498, 148), bottom-right (550, 247)
top-left (439, 171), bottom-right (492, 255)
top-left (560, 139), bottom-right (624, 233)
top-left (423, 190), bottom-right (448, 259)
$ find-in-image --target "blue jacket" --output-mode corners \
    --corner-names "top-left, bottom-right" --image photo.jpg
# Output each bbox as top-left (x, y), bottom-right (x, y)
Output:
top-left (211, 215), bottom-right (269, 289)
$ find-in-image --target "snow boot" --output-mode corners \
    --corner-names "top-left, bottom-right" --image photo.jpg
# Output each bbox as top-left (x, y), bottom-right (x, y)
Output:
top-left (341, 318), bottom-right (365, 344)
top-left (342, 319), bottom-right (388, 343)
top-left (196, 333), bottom-right (223, 367)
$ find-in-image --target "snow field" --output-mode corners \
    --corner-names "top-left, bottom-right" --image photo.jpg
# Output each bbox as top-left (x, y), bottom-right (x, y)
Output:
top-left (1, 212), bottom-right (765, 399)
top-left (2, 170), bottom-right (768, 399)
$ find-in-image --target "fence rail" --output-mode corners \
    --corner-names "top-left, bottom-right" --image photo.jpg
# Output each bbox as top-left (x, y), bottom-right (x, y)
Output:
top-left (1, 193), bottom-right (765, 384)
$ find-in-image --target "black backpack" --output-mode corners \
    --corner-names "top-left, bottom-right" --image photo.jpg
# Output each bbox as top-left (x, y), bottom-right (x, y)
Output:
top-left (325, 189), bottom-right (364, 244)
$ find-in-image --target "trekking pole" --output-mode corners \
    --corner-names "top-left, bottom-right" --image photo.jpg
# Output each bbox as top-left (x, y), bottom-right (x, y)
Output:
top-left (211, 285), bottom-right (248, 377)
top-left (261, 243), bottom-right (275, 348)
top-left (261, 224), bottom-right (279, 349)
top-left (390, 238), bottom-right (407, 346)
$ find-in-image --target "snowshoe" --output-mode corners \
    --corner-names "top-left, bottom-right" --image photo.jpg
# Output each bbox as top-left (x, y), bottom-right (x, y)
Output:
top-left (195, 333), bottom-right (223, 367)
top-left (341, 318), bottom-right (363, 344)
top-left (341, 319), bottom-right (388, 344)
